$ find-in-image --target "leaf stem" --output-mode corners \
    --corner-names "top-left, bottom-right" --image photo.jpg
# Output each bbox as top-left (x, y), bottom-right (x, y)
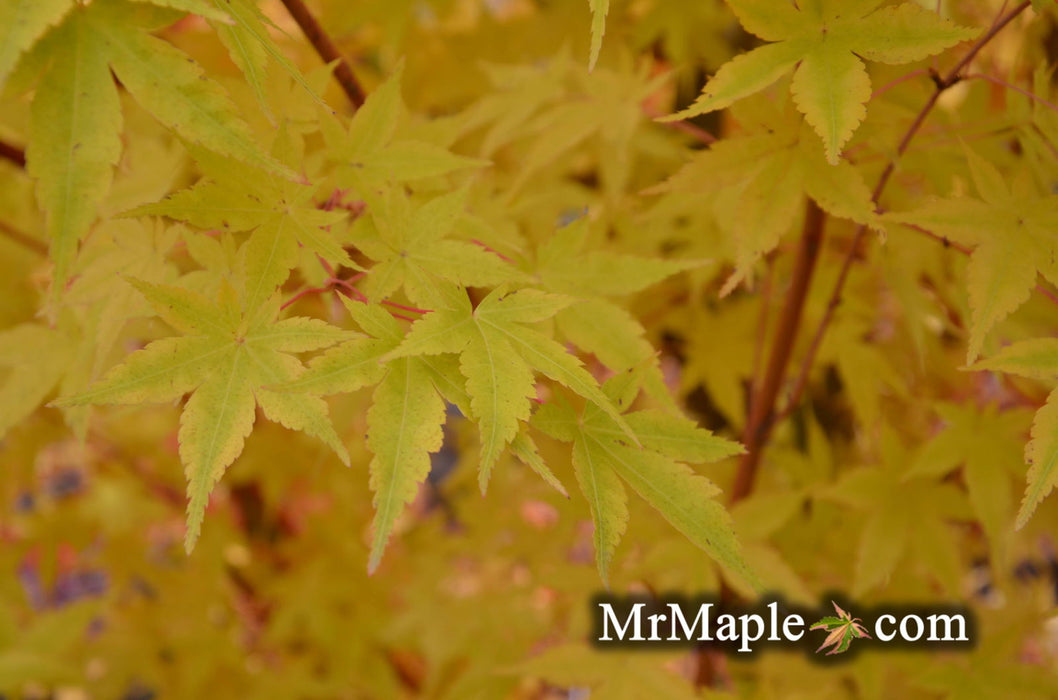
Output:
top-left (470, 238), bottom-right (515, 263)
top-left (280, 284), bottom-right (330, 310)
top-left (644, 103), bottom-right (717, 144)
top-left (731, 200), bottom-right (824, 504)
top-left (331, 275), bottom-right (368, 302)
top-left (964, 72), bottom-right (1058, 115)
top-left (0, 137), bottom-right (26, 168)
top-left (381, 300), bottom-right (430, 314)
top-left (278, 0), bottom-right (366, 109)
top-left (869, 68), bottom-right (929, 102)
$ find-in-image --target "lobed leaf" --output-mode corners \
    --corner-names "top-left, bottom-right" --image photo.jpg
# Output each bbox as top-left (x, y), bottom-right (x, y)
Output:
top-left (571, 437), bottom-right (629, 584)
top-left (365, 358), bottom-right (447, 574)
top-left (181, 349), bottom-right (257, 552)
top-left (27, 13), bottom-right (121, 293)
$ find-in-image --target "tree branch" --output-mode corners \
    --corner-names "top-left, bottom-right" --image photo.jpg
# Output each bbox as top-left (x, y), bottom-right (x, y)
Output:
top-left (278, 0), bottom-right (366, 110)
top-left (730, 200), bottom-right (824, 504)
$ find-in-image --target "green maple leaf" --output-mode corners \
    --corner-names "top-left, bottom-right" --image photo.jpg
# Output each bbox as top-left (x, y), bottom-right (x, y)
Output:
top-left (974, 340), bottom-right (1058, 529)
top-left (54, 279), bottom-right (353, 552)
top-left (205, 0), bottom-right (322, 117)
top-left (531, 217), bottom-right (702, 403)
top-left (503, 60), bottom-right (667, 197)
top-left (362, 328), bottom-right (447, 575)
top-left (0, 0), bottom-right (74, 88)
top-left (24, 0), bottom-right (287, 298)
top-left (532, 372), bottom-right (750, 585)
top-left (0, 0), bottom-right (231, 90)
top-left (0, 322), bottom-right (75, 441)
top-left (633, 0), bottom-right (733, 75)
top-left (661, 0), bottom-right (977, 163)
top-left (131, 145), bottom-right (353, 312)
top-left (320, 63), bottom-right (487, 189)
top-left (351, 188), bottom-right (521, 307)
top-left (285, 294), bottom-right (572, 567)
top-left (655, 97), bottom-right (880, 291)
top-left (905, 402), bottom-right (1029, 559)
top-left (458, 52), bottom-right (572, 157)
top-left (823, 431), bottom-right (971, 596)
top-left (67, 220), bottom-right (181, 373)
top-left (0, 221), bottom-right (180, 441)
top-left (384, 285), bottom-right (638, 491)
top-left (587, 0), bottom-right (610, 71)
top-left (886, 149), bottom-right (1058, 363)
top-left (275, 298), bottom-right (455, 573)
top-left (810, 601), bottom-right (871, 655)
top-left (533, 218), bottom-right (701, 298)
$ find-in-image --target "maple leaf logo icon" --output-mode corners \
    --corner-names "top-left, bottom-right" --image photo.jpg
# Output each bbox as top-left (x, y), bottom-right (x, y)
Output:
top-left (810, 601), bottom-right (872, 656)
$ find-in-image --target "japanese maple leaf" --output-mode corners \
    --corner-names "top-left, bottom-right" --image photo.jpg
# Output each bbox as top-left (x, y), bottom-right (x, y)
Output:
top-left (55, 279), bottom-right (353, 552)
top-left (276, 299), bottom-right (453, 573)
top-left (131, 145), bottom-right (355, 313)
top-left (588, 0), bottom-right (609, 71)
top-left (384, 285), bottom-right (637, 491)
top-left (810, 601), bottom-right (871, 655)
top-left (0, 322), bottom-right (76, 442)
top-left (886, 149), bottom-right (1058, 363)
top-left (532, 218), bottom-right (701, 298)
top-left (280, 296), bottom-right (570, 572)
top-left (531, 370), bottom-right (750, 585)
top-left (661, 0), bottom-right (977, 163)
top-left (974, 340), bottom-right (1058, 529)
top-left (822, 431), bottom-right (971, 596)
top-left (22, 0), bottom-right (287, 296)
top-left (350, 188), bottom-right (521, 307)
top-left (320, 63), bottom-right (486, 189)
top-left (906, 402), bottom-right (1030, 558)
top-left (654, 97), bottom-right (880, 292)
top-left (0, 223), bottom-right (179, 442)
top-left (204, 0), bottom-right (322, 117)
top-left (532, 218), bottom-right (703, 402)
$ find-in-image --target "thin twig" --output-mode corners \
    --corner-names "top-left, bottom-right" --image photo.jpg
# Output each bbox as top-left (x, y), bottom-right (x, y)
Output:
top-left (662, 118), bottom-right (718, 145)
top-left (964, 72), bottom-right (1058, 114)
top-left (730, 200), bottom-right (824, 504)
top-left (381, 300), bottom-right (430, 314)
top-left (0, 219), bottom-right (47, 256)
top-left (278, 0), bottom-right (366, 109)
top-left (280, 284), bottom-right (330, 310)
top-left (644, 104), bottom-right (717, 144)
top-left (944, 2), bottom-right (1029, 82)
top-left (470, 239), bottom-right (515, 263)
top-left (902, 222), bottom-right (972, 255)
top-left (0, 138), bottom-right (26, 168)
top-left (870, 68), bottom-right (930, 101)
top-left (777, 1), bottom-right (1032, 427)
top-left (1035, 284), bottom-right (1058, 306)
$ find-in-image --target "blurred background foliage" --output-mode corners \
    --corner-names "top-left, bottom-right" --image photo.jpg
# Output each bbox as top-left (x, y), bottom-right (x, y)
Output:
top-left (2, 0), bottom-right (1058, 698)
